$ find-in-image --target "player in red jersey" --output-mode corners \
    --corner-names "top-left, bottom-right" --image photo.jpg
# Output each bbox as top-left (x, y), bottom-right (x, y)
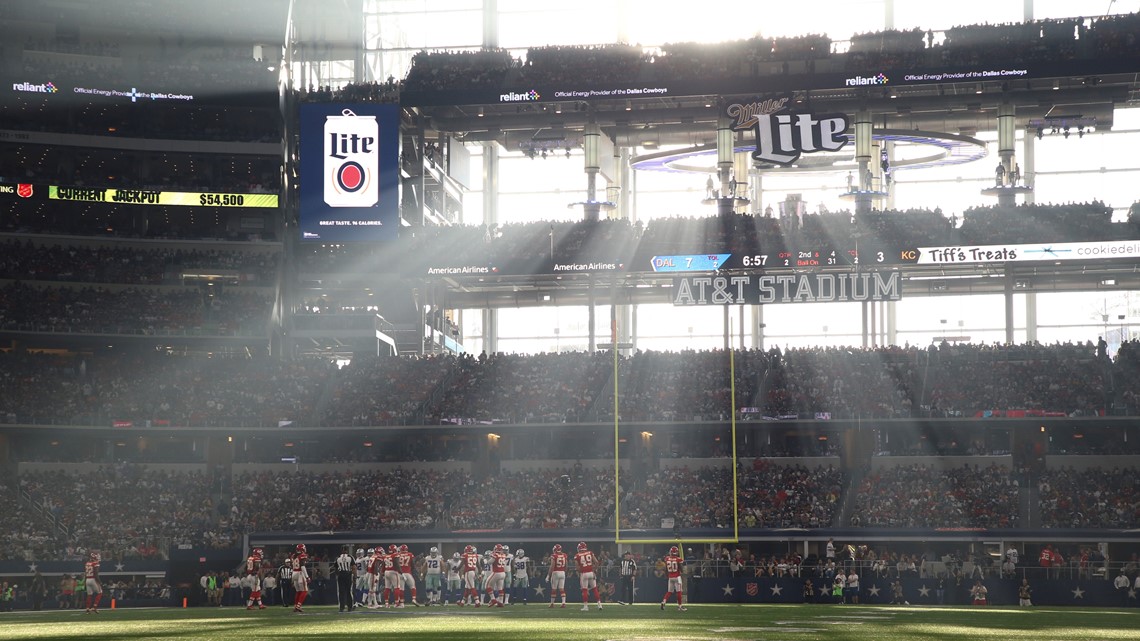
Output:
top-left (83, 552), bottom-right (103, 613)
top-left (291, 544), bottom-right (310, 613)
top-left (461, 544), bottom-right (481, 606)
top-left (660, 546), bottom-right (688, 611)
top-left (484, 544), bottom-right (508, 607)
top-left (245, 547), bottom-right (267, 610)
top-left (546, 544), bottom-right (569, 608)
top-left (574, 542), bottom-right (603, 611)
top-left (382, 544), bottom-right (400, 607)
top-left (395, 544), bottom-right (419, 607)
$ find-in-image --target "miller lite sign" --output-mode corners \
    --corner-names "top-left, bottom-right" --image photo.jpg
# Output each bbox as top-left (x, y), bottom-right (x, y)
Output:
top-left (324, 109), bottom-right (378, 207)
top-left (727, 95), bottom-right (849, 166)
top-left (299, 103), bottom-right (399, 242)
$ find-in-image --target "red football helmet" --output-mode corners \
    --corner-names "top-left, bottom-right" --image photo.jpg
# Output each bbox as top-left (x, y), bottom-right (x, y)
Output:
top-left (552, 544), bottom-right (562, 553)
top-left (89, 551), bottom-right (100, 562)
top-left (670, 546), bottom-right (679, 556)
top-left (494, 544), bottom-right (504, 553)
top-left (465, 545), bottom-right (475, 554)
top-left (295, 544), bottom-right (306, 555)
top-left (252, 547), bottom-right (264, 559)
top-left (398, 544), bottom-right (409, 553)
top-left (388, 544), bottom-right (397, 553)
top-left (577, 542), bottom-right (588, 552)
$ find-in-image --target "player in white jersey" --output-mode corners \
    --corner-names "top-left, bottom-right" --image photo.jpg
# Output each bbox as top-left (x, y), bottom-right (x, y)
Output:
top-left (501, 546), bottom-right (514, 604)
top-left (510, 548), bottom-right (530, 605)
top-left (480, 550), bottom-right (494, 604)
top-left (422, 547), bottom-right (444, 606)
top-left (353, 549), bottom-right (368, 607)
top-left (446, 552), bottom-right (463, 605)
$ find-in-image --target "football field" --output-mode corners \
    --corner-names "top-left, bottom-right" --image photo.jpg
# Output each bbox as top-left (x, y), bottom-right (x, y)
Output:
top-left (3, 603), bottom-right (1138, 641)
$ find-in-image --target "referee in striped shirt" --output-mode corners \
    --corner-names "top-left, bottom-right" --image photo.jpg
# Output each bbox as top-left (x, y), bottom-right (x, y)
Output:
top-left (335, 546), bottom-right (355, 612)
top-left (618, 552), bottom-right (636, 605)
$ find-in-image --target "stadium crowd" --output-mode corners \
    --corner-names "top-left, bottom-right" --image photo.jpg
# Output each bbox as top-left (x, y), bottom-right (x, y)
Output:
top-left (0, 282), bottom-right (272, 338)
top-left (0, 341), bottom-right (1123, 426)
top-left (393, 14), bottom-right (1140, 95)
top-left (0, 239), bottom-right (279, 285)
top-left (850, 464), bottom-right (1021, 528)
top-left (8, 459), bottom-right (1136, 565)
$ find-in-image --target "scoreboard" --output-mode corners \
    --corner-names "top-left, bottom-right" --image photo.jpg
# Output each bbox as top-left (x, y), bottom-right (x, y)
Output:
top-left (649, 239), bottom-right (1140, 273)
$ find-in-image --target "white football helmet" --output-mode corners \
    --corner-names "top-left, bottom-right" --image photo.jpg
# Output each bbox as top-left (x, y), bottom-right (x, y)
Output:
top-left (430, 546), bottom-right (439, 555)
top-left (516, 548), bottom-right (524, 557)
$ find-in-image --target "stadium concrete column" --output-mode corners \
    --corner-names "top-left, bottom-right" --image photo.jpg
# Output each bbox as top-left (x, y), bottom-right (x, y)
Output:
top-left (752, 304), bottom-right (765, 350)
top-left (1023, 126), bottom-right (1036, 204)
top-left (996, 102), bottom-right (1017, 206)
top-left (717, 114), bottom-right (734, 215)
top-left (616, 147), bottom-right (634, 355)
top-left (750, 174), bottom-right (762, 215)
top-left (1025, 292), bottom-right (1038, 343)
top-left (1004, 264), bottom-right (1015, 344)
top-left (584, 122), bottom-right (602, 220)
top-left (886, 300), bottom-right (897, 346)
top-left (861, 301), bottom-right (869, 348)
top-left (483, 0), bottom-right (498, 48)
top-left (854, 109), bottom-right (873, 215)
top-left (482, 141), bottom-right (499, 354)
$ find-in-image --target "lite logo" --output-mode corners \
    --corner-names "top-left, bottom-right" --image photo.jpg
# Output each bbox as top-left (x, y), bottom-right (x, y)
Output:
top-left (730, 101), bottom-right (850, 166)
top-left (324, 109), bottom-right (379, 208)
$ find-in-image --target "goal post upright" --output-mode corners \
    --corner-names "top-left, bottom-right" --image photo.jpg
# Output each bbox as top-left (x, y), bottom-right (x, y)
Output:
top-left (613, 325), bottom-right (739, 549)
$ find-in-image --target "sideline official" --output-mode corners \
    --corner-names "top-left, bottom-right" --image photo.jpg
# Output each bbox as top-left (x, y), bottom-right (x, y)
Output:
top-left (335, 546), bottom-right (356, 612)
top-left (618, 551), bottom-right (637, 604)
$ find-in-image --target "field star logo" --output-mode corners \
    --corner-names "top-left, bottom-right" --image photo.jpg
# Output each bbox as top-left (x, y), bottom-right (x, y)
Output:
top-left (499, 89), bottom-right (541, 102)
top-left (845, 72), bottom-right (889, 86)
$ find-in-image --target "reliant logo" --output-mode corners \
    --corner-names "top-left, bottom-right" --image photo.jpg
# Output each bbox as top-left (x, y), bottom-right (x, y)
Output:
top-left (844, 73), bottom-right (889, 87)
top-left (499, 89), bottom-right (540, 103)
top-left (12, 81), bottom-right (58, 94)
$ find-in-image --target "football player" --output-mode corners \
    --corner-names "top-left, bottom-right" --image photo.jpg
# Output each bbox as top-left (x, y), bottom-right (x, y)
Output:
top-left (353, 548), bottom-right (368, 608)
top-left (485, 544), bottom-right (508, 607)
top-left (395, 544), bottom-right (419, 607)
top-left (547, 544), bottom-right (568, 608)
top-left (382, 544), bottom-right (400, 607)
top-left (574, 542), bottom-right (602, 611)
top-left (83, 551), bottom-right (103, 614)
top-left (446, 551), bottom-right (463, 605)
top-left (291, 544), bottom-right (310, 613)
top-left (461, 544), bottom-right (481, 606)
top-left (511, 548), bottom-right (530, 605)
top-left (660, 546), bottom-right (687, 611)
top-left (244, 547), bottom-right (266, 610)
top-left (422, 547), bottom-right (444, 606)
top-left (501, 546), bottom-right (514, 605)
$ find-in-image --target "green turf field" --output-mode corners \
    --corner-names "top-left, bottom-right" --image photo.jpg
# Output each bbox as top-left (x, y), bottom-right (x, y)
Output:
top-left (2, 603), bottom-right (1138, 641)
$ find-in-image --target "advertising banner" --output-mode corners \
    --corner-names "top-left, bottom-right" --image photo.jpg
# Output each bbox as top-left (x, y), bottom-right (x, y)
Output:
top-left (298, 103), bottom-right (400, 242)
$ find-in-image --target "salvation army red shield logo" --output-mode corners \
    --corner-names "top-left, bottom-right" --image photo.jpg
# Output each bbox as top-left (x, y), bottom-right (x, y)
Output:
top-left (17, 184), bottom-right (33, 198)
top-left (746, 582), bottom-right (758, 597)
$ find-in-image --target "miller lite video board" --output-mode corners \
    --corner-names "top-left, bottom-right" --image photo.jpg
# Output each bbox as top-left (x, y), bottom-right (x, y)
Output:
top-left (299, 103), bottom-right (400, 242)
